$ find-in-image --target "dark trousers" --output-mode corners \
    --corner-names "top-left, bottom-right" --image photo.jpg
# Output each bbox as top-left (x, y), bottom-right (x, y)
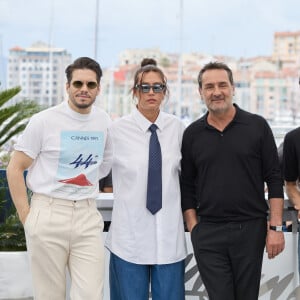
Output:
top-left (191, 218), bottom-right (267, 300)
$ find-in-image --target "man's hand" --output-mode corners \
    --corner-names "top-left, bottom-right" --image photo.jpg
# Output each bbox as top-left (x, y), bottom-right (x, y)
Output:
top-left (266, 230), bottom-right (285, 259)
top-left (183, 209), bottom-right (198, 233)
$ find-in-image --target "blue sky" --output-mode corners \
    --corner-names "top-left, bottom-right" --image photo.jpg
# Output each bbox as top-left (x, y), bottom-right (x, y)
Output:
top-left (0, 0), bottom-right (300, 73)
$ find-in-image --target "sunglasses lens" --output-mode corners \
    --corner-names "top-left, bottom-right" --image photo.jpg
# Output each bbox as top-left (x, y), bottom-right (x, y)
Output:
top-left (87, 82), bottom-right (98, 89)
top-left (153, 84), bottom-right (164, 93)
top-left (72, 81), bottom-right (83, 88)
top-left (141, 84), bottom-right (150, 93)
top-left (138, 84), bottom-right (165, 93)
top-left (72, 81), bottom-right (98, 89)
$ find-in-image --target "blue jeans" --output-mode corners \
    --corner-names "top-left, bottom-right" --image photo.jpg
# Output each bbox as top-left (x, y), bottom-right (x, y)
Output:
top-left (109, 252), bottom-right (185, 300)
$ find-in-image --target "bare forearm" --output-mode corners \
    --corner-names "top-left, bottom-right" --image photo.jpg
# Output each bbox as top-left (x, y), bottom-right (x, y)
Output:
top-left (267, 198), bottom-right (285, 259)
top-left (183, 208), bottom-right (198, 232)
top-left (268, 198), bottom-right (284, 226)
top-left (285, 181), bottom-right (300, 209)
top-left (6, 151), bottom-right (32, 224)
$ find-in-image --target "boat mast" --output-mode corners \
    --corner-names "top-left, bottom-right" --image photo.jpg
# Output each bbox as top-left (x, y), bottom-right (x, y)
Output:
top-left (176, 0), bottom-right (183, 117)
top-left (94, 0), bottom-right (100, 61)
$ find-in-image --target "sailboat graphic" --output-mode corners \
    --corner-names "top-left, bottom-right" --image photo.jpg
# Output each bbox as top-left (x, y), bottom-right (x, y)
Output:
top-left (59, 174), bottom-right (93, 186)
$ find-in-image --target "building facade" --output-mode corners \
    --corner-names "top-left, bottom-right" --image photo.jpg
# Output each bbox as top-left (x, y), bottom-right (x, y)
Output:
top-left (273, 31), bottom-right (300, 64)
top-left (7, 42), bottom-right (72, 107)
top-left (103, 32), bottom-right (300, 125)
top-left (6, 32), bottom-right (299, 122)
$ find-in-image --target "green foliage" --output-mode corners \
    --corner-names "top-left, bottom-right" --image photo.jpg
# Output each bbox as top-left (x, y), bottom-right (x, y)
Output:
top-left (0, 86), bottom-right (41, 251)
top-left (0, 86), bottom-right (42, 147)
top-left (0, 151), bottom-right (10, 168)
top-left (0, 172), bottom-right (26, 251)
top-left (0, 210), bottom-right (27, 251)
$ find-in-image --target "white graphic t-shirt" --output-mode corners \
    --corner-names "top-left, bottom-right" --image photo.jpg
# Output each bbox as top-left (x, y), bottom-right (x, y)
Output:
top-left (15, 101), bottom-right (112, 200)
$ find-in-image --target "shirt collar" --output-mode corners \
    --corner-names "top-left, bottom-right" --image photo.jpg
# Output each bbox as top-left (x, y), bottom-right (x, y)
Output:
top-left (202, 103), bottom-right (249, 128)
top-left (231, 104), bottom-right (250, 124)
top-left (64, 100), bottom-right (92, 121)
top-left (132, 107), bottom-right (164, 133)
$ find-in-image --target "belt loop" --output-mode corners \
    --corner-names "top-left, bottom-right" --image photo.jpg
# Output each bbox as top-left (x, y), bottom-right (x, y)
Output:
top-left (49, 198), bottom-right (54, 205)
top-left (88, 199), bottom-right (92, 206)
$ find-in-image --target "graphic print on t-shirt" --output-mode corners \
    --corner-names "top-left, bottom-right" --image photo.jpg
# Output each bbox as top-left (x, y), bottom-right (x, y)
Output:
top-left (56, 131), bottom-right (104, 196)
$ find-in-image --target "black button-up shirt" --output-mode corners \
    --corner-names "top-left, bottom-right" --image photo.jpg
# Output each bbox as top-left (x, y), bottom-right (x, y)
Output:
top-left (181, 104), bottom-right (283, 222)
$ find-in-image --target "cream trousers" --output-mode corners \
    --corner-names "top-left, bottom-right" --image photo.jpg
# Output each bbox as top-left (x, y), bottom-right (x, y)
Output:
top-left (24, 193), bottom-right (105, 300)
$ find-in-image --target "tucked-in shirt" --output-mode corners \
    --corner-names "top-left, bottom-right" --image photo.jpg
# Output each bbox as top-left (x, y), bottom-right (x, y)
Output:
top-left (283, 127), bottom-right (300, 181)
top-left (181, 104), bottom-right (283, 222)
top-left (105, 108), bottom-right (187, 264)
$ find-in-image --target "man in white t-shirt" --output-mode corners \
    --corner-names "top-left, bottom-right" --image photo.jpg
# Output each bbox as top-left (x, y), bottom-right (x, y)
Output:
top-left (7, 57), bottom-right (112, 300)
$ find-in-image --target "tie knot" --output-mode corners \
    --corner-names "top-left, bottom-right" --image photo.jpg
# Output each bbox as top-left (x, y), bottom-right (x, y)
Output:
top-left (149, 124), bottom-right (158, 133)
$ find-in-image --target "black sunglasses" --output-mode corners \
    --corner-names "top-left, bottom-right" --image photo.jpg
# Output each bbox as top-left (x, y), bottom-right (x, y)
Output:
top-left (135, 83), bottom-right (166, 93)
top-left (72, 81), bottom-right (98, 89)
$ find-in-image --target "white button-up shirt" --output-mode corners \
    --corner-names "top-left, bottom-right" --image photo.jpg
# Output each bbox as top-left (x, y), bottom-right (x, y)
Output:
top-left (105, 108), bottom-right (187, 264)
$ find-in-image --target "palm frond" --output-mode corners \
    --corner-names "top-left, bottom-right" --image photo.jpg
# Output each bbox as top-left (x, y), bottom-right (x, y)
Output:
top-left (0, 86), bottom-right (41, 250)
top-left (0, 87), bottom-right (42, 148)
top-left (0, 124), bottom-right (26, 147)
top-left (0, 101), bottom-right (40, 134)
top-left (0, 87), bottom-right (21, 107)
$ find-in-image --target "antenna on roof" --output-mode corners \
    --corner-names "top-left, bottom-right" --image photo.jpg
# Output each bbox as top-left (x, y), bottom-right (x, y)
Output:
top-left (48, 0), bottom-right (55, 107)
top-left (176, 0), bottom-right (183, 118)
top-left (94, 0), bottom-right (100, 61)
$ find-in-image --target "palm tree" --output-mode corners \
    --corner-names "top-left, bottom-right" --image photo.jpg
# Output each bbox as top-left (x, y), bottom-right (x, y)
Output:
top-left (0, 86), bottom-right (42, 147)
top-left (0, 85), bottom-right (42, 236)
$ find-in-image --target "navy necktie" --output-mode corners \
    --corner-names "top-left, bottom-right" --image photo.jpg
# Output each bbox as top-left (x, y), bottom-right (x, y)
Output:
top-left (146, 124), bottom-right (162, 214)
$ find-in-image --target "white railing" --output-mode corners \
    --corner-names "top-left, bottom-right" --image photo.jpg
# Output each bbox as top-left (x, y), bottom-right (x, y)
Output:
top-left (1, 195), bottom-right (299, 300)
top-left (97, 194), bottom-right (300, 300)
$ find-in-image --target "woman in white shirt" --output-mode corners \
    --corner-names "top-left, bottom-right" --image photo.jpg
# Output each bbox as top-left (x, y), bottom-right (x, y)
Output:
top-left (105, 58), bottom-right (187, 300)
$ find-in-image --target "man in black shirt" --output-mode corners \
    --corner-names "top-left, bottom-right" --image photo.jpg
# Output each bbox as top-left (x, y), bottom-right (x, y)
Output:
top-left (283, 76), bottom-right (300, 276)
top-left (181, 61), bottom-right (284, 300)
top-left (283, 76), bottom-right (300, 211)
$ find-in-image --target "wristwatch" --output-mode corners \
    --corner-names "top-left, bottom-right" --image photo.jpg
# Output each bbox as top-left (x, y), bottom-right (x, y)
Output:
top-left (269, 225), bottom-right (283, 232)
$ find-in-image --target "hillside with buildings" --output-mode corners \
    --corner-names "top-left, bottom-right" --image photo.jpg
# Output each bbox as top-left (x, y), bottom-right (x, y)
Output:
top-left (5, 31), bottom-right (300, 132)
